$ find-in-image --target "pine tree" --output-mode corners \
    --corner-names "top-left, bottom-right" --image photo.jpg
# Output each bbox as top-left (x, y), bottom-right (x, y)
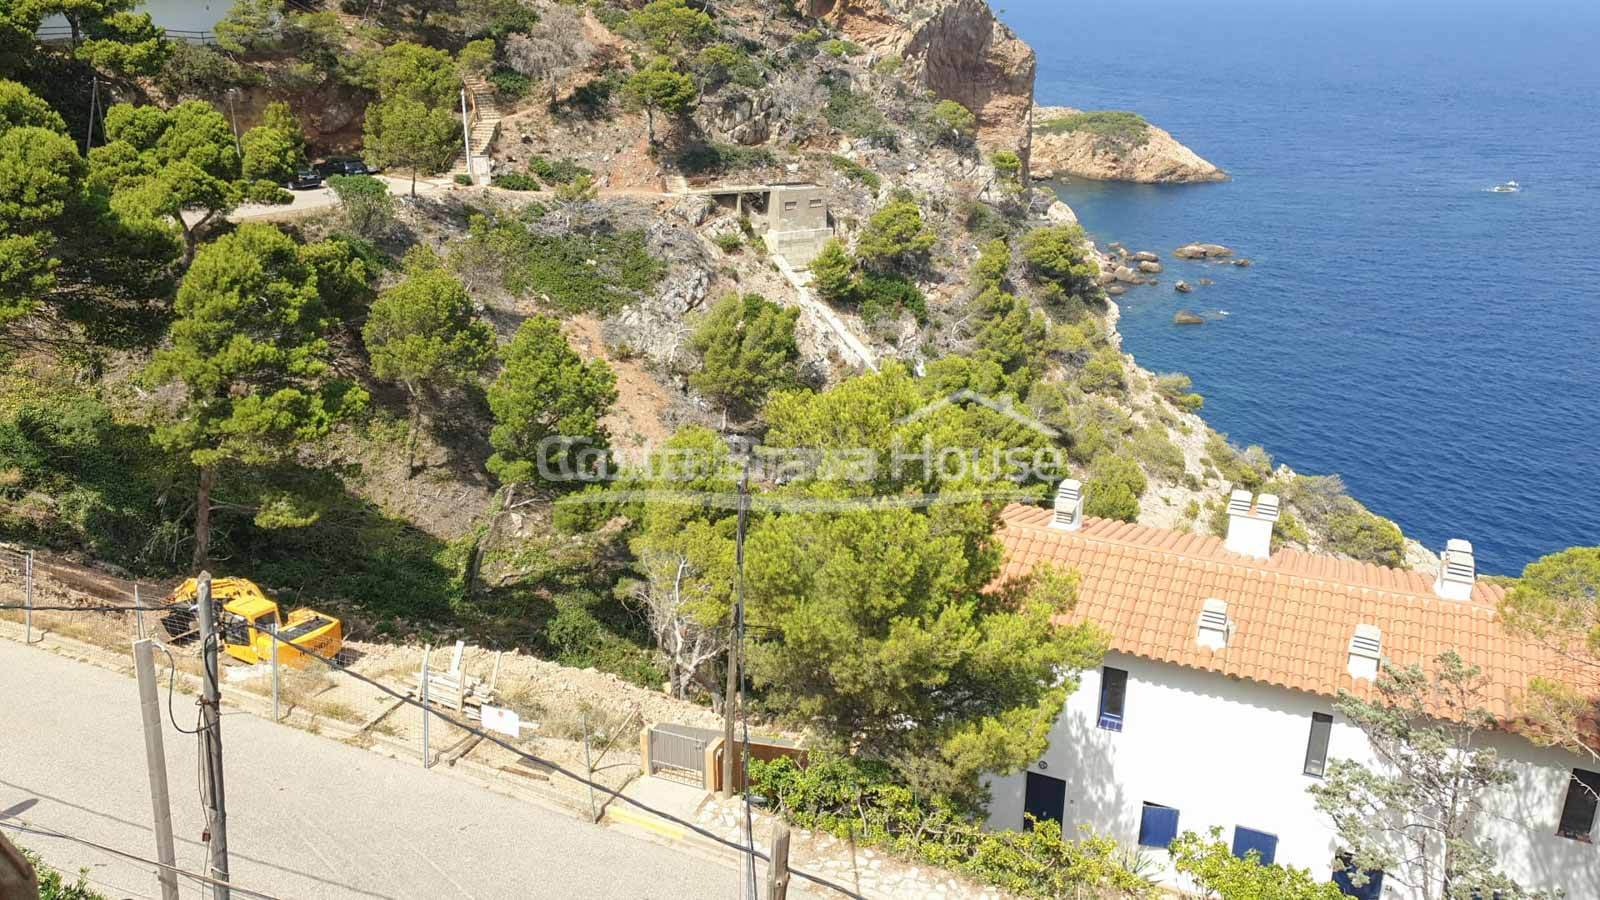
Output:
top-left (486, 316), bottom-right (617, 490)
top-left (363, 251), bottom-right (495, 475)
top-left (688, 293), bottom-right (800, 424)
top-left (146, 223), bottom-right (371, 568)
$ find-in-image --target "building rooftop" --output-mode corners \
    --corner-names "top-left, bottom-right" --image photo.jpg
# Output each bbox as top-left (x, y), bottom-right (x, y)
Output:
top-left (995, 503), bottom-right (1594, 726)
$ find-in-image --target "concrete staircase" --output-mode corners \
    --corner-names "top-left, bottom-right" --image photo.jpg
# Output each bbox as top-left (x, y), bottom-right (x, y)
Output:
top-left (451, 76), bottom-right (501, 182)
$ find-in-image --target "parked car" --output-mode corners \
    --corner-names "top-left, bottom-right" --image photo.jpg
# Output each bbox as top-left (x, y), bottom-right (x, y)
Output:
top-left (314, 158), bottom-right (378, 179)
top-left (287, 167), bottom-right (322, 190)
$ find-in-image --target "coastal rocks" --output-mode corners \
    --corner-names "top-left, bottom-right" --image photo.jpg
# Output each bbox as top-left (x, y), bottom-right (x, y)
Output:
top-left (1174, 280), bottom-right (1194, 293)
top-left (1106, 284), bottom-right (1127, 295)
top-left (1173, 309), bottom-right (1204, 325)
top-left (1198, 277), bottom-right (1214, 286)
top-left (1232, 258), bottom-right (1254, 267)
top-left (1114, 266), bottom-right (1143, 284)
top-left (1031, 104), bottom-right (1226, 184)
top-left (1138, 260), bottom-right (1162, 273)
top-left (1175, 243), bottom-right (1234, 259)
top-left (1045, 199), bottom-right (1078, 225)
top-left (1131, 251), bottom-right (1160, 263)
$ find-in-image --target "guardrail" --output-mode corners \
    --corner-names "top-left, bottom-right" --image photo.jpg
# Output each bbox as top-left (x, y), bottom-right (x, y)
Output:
top-left (36, 26), bottom-right (218, 46)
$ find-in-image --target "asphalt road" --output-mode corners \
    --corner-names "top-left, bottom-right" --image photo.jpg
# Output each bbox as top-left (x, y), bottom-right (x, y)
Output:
top-left (0, 639), bottom-right (740, 899)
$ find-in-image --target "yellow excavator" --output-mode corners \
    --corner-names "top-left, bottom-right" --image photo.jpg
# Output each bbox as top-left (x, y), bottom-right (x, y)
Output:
top-left (161, 577), bottom-right (342, 668)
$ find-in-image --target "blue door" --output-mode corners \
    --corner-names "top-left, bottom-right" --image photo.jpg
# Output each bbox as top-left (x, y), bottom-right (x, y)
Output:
top-left (1022, 772), bottom-right (1065, 830)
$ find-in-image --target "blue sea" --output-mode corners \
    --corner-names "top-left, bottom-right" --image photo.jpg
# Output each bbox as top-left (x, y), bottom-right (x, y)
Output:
top-left (1001, 0), bottom-right (1600, 574)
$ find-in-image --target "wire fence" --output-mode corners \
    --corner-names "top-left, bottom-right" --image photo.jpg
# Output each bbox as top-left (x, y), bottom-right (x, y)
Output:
top-left (0, 554), bottom-right (850, 899)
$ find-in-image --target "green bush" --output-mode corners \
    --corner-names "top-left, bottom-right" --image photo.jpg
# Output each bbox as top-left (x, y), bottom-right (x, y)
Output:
top-left (326, 174), bottom-right (396, 239)
top-left (713, 231), bottom-right (743, 252)
top-left (826, 154), bottom-right (881, 190)
top-left (1077, 348), bottom-right (1126, 396)
top-left (819, 38), bottom-right (862, 58)
top-left (453, 213), bottom-right (666, 315)
top-left (929, 99), bottom-right (977, 144)
top-left (488, 65), bottom-right (532, 98)
top-left (856, 273), bottom-right (927, 324)
top-left (749, 755), bottom-right (1157, 899)
top-left (527, 156), bottom-right (594, 185)
top-left (825, 84), bottom-right (894, 146)
top-left (26, 847), bottom-right (106, 899)
top-left (1130, 426), bottom-right (1186, 483)
top-left (1155, 372), bottom-right (1204, 411)
top-left (1084, 454), bottom-right (1146, 522)
top-left (1035, 110), bottom-right (1151, 147)
top-left (675, 143), bottom-right (776, 176)
top-left (455, 173), bottom-right (474, 185)
top-left (1170, 829), bottom-right (1347, 900)
top-left (491, 172), bottom-right (541, 191)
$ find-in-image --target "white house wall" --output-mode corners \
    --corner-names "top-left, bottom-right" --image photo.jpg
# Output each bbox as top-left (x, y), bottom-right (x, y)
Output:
top-left (984, 651), bottom-right (1600, 898)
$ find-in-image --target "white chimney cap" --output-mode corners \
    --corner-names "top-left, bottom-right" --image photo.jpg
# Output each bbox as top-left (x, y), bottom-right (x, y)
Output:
top-left (1434, 538), bottom-right (1477, 601)
top-left (1347, 624), bottom-right (1382, 681)
top-left (1196, 597), bottom-right (1230, 651)
top-left (1051, 479), bottom-right (1083, 531)
top-left (1224, 491), bottom-right (1278, 559)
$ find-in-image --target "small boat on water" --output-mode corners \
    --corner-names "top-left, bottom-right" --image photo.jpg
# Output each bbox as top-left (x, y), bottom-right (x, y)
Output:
top-left (1488, 180), bottom-right (1521, 193)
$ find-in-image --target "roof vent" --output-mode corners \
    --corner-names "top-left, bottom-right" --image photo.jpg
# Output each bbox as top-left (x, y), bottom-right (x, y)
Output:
top-left (1433, 538), bottom-right (1476, 601)
top-left (1196, 598), bottom-right (1231, 651)
top-left (1051, 479), bottom-right (1083, 531)
top-left (1347, 624), bottom-right (1382, 681)
top-left (1223, 490), bottom-right (1280, 559)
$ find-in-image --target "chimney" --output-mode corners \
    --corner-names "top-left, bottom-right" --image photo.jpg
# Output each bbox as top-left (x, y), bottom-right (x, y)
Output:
top-left (1347, 624), bottom-right (1382, 681)
top-left (1433, 539), bottom-right (1477, 601)
top-left (1051, 479), bottom-right (1083, 531)
top-left (1223, 490), bottom-right (1280, 559)
top-left (1196, 597), bottom-right (1231, 651)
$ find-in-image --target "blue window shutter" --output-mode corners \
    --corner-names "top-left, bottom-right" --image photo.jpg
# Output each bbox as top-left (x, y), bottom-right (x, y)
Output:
top-left (1231, 827), bottom-right (1278, 865)
top-left (1333, 863), bottom-right (1384, 899)
top-left (1138, 803), bottom-right (1179, 848)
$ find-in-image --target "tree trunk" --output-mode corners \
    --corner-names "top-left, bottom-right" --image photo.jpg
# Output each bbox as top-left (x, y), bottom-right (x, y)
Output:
top-left (645, 107), bottom-right (656, 145)
top-left (192, 465), bottom-right (213, 571)
top-left (410, 168), bottom-right (417, 198)
top-left (405, 384), bottom-right (421, 478)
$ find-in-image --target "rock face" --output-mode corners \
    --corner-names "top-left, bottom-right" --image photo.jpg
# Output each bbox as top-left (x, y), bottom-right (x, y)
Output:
top-left (808, 0), bottom-right (1036, 172)
top-left (1138, 260), bottom-right (1162, 273)
top-left (1174, 281), bottom-right (1194, 294)
top-left (1032, 105), bottom-right (1226, 184)
top-left (1173, 309), bottom-right (1203, 324)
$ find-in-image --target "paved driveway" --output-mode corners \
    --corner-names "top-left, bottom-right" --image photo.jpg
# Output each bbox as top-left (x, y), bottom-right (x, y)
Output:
top-left (0, 639), bottom-right (741, 899)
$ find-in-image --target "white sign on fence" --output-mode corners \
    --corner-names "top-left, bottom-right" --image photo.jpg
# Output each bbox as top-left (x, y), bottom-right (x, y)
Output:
top-left (480, 705), bottom-right (521, 738)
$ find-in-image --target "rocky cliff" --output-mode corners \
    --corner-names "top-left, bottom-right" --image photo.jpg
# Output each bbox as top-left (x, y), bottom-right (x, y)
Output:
top-left (1032, 105), bottom-right (1226, 183)
top-left (807, 0), bottom-right (1036, 170)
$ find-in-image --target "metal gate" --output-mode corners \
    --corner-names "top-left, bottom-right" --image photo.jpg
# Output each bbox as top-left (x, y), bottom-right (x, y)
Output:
top-left (647, 724), bottom-right (717, 784)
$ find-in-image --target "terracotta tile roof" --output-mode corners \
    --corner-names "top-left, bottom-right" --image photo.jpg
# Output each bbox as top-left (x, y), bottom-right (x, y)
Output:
top-left (995, 503), bottom-right (1595, 722)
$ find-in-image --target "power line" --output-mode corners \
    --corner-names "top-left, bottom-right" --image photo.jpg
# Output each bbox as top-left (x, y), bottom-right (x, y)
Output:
top-left (0, 821), bottom-right (281, 900)
top-left (1, 596), bottom-right (866, 897)
top-left (258, 629), bottom-right (867, 900)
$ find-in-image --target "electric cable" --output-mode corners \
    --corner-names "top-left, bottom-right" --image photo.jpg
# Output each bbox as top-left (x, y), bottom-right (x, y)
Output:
top-left (0, 820), bottom-right (281, 900)
top-left (259, 629), bottom-right (867, 899)
top-left (1, 586), bottom-right (864, 896)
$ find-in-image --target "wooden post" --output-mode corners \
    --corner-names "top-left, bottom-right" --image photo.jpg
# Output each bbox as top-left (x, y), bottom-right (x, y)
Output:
top-left (133, 640), bottom-right (181, 900)
top-left (766, 820), bottom-right (791, 900)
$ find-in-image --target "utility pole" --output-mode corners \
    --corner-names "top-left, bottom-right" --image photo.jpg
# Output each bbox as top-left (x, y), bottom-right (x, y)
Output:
top-left (766, 821), bottom-right (791, 900)
top-left (133, 640), bottom-right (181, 900)
top-left (195, 572), bottom-right (231, 900)
top-left (721, 462), bottom-right (751, 799)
